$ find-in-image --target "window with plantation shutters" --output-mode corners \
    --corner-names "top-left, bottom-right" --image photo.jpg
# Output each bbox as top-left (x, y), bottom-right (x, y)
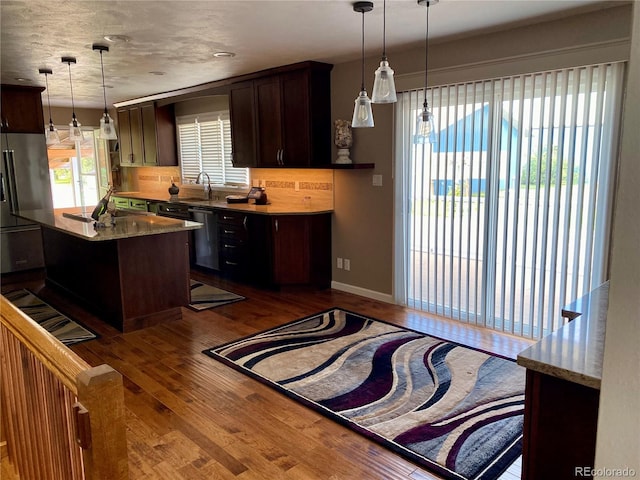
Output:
top-left (177, 112), bottom-right (248, 185)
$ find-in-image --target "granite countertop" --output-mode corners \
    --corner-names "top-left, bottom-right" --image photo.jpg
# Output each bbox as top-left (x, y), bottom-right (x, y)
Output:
top-left (17, 209), bottom-right (202, 242)
top-left (516, 282), bottom-right (609, 390)
top-left (114, 191), bottom-right (334, 215)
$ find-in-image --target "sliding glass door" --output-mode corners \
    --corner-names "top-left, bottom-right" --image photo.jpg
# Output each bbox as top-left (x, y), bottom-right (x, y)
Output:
top-left (395, 62), bottom-right (623, 339)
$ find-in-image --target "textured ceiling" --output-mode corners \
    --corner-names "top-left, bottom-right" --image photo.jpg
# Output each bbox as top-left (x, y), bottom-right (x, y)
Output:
top-left (1, 0), bottom-right (610, 108)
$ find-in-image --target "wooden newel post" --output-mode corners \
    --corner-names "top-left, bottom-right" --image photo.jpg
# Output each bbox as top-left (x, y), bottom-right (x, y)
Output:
top-left (76, 364), bottom-right (129, 480)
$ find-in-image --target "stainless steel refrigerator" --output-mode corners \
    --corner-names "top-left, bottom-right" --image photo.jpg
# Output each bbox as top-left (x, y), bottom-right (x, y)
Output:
top-left (1, 132), bottom-right (53, 273)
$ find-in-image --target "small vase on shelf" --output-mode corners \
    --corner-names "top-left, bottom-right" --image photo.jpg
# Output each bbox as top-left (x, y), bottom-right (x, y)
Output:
top-left (334, 119), bottom-right (353, 164)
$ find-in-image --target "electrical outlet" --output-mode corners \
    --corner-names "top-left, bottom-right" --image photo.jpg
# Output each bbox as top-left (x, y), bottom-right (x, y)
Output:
top-left (343, 259), bottom-right (351, 271)
top-left (337, 257), bottom-right (343, 269)
top-left (372, 174), bottom-right (383, 187)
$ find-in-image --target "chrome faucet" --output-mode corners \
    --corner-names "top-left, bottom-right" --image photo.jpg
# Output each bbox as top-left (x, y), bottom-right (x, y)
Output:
top-left (195, 172), bottom-right (213, 200)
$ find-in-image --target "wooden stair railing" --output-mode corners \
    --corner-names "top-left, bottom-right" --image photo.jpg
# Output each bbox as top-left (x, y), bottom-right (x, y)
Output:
top-left (0, 295), bottom-right (129, 480)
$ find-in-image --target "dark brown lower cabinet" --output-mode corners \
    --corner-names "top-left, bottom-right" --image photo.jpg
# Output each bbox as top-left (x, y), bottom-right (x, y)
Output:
top-left (220, 212), bottom-right (330, 288)
top-left (218, 210), bottom-right (250, 279)
top-left (266, 214), bottom-right (330, 288)
top-left (521, 369), bottom-right (600, 480)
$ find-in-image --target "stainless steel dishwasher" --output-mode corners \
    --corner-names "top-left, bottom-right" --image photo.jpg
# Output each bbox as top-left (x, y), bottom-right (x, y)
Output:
top-left (188, 207), bottom-right (219, 270)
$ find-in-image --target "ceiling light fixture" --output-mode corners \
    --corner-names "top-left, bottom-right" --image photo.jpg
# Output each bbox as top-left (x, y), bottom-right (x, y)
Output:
top-left (61, 56), bottom-right (83, 142)
top-left (38, 68), bottom-right (60, 145)
top-left (371, 0), bottom-right (397, 104)
top-left (93, 44), bottom-right (117, 140)
top-left (213, 51), bottom-right (236, 58)
top-left (103, 34), bottom-right (130, 43)
top-left (352, 1), bottom-right (375, 128)
top-left (415, 0), bottom-right (438, 142)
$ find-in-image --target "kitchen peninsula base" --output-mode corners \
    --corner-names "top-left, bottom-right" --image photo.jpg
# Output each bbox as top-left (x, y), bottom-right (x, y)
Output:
top-left (42, 226), bottom-right (190, 332)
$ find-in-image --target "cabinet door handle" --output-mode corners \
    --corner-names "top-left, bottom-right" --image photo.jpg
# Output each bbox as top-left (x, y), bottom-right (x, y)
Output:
top-left (225, 260), bottom-right (239, 266)
top-left (222, 215), bottom-right (234, 220)
top-left (275, 219), bottom-right (279, 233)
top-left (223, 229), bottom-right (235, 234)
top-left (223, 244), bottom-right (236, 249)
top-left (280, 149), bottom-right (285, 166)
top-left (243, 216), bottom-right (247, 230)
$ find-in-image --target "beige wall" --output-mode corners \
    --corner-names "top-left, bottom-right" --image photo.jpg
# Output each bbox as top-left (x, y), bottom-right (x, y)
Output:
top-left (49, 106), bottom-right (112, 129)
top-left (594, 1), bottom-right (640, 476)
top-left (329, 3), bottom-right (632, 298)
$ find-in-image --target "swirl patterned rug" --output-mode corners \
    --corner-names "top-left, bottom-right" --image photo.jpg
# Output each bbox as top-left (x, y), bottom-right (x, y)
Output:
top-left (204, 308), bottom-right (525, 480)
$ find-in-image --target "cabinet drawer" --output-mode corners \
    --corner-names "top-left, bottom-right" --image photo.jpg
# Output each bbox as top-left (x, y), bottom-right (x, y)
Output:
top-left (220, 236), bottom-right (247, 251)
top-left (219, 257), bottom-right (247, 278)
top-left (128, 199), bottom-right (148, 211)
top-left (112, 197), bottom-right (130, 209)
top-left (219, 224), bottom-right (248, 241)
top-left (218, 211), bottom-right (248, 227)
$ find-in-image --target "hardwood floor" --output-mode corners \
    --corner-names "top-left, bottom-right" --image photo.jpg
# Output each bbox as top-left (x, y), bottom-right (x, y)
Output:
top-left (1, 268), bottom-right (533, 480)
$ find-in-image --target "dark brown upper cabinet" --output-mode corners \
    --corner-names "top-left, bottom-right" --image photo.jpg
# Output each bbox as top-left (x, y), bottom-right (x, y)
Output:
top-left (0, 85), bottom-right (45, 134)
top-left (229, 62), bottom-right (332, 168)
top-left (229, 81), bottom-right (257, 168)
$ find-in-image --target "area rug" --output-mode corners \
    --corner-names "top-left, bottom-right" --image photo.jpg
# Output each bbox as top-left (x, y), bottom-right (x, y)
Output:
top-left (189, 279), bottom-right (245, 311)
top-left (4, 289), bottom-right (97, 346)
top-left (204, 308), bottom-right (525, 480)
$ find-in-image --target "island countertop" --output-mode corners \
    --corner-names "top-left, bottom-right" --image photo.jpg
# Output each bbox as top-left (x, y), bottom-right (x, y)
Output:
top-left (516, 281), bottom-right (609, 389)
top-left (17, 209), bottom-right (202, 241)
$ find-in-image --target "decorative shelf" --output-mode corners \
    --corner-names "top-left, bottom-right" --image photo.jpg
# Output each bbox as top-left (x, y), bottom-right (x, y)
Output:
top-left (325, 163), bottom-right (375, 169)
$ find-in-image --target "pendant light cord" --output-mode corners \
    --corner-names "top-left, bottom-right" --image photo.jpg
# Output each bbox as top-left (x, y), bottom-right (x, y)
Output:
top-left (382, 0), bottom-right (387, 59)
top-left (67, 61), bottom-right (77, 121)
top-left (43, 73), bottom-right (53, 124)
top-left (99, 51), bottom-right (108, 115)
top-left (361, 9), bottom-right (366, 91)
top-left (423, 1), bottom-right (430, 107)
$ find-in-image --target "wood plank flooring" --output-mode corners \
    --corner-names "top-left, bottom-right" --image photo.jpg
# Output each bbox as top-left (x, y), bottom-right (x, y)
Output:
top-left (1, 269), bottom-right (533, 480)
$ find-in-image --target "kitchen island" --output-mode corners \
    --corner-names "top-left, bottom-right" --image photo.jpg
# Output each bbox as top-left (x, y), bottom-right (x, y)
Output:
top-left (18, 209), bottom-right (202, 332)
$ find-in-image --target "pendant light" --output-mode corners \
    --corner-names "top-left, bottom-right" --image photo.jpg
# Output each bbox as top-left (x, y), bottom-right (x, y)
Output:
top-left (371, 0), bottom-right (397, 103)
top-left (38, 68), bottom-right (60, 145)
top-left (93, 44), bottom-right (118, 140)
top-left (352, 1), bottom-right (374, 128)
top-left (62, 56), bottom-right (84, 142)
top-left (415, 0), bottom-right (438, 142)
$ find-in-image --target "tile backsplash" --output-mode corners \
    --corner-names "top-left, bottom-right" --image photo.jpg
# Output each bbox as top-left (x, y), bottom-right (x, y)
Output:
top-left (120, 166), bottom-right (334, 209)
top-left (251, 168), bottom-right (334, 210)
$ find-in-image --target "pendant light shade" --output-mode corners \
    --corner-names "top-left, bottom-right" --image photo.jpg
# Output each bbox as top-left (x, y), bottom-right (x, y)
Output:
top-left (62, 56), bottom-right (84, 142)
top-left (415, 0), bottom-right (438, 142)
top-left (352, 1), bottom-right (374, 128)
top-left (417, 107), bottom-right (435, 138)
top-left (38, 68), bottom-right (60, 146)
top-left (371, 0), bottom-right (397, 104)
top-left (93, 44), bottom-right (118, 140)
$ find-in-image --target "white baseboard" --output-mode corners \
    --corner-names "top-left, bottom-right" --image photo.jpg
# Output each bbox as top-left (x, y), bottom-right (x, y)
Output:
top-left (331, 281), bottom-right (395, 305)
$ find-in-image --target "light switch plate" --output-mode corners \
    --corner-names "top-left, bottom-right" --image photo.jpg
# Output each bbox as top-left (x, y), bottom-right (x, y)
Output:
top-left (372, 174), bottom-right (383, 187)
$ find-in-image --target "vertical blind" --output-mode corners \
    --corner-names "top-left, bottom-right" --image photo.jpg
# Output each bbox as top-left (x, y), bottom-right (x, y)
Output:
top-left (394, 62), bottom-right (623, 339)
top-left (177, 112), bottom-right (247, 185)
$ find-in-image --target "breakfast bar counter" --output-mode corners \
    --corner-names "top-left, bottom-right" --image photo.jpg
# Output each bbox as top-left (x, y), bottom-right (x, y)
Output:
top-left (516, 282), bottom-right (609, 480)
top-left (18, 209), bottom-right (202, 332)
